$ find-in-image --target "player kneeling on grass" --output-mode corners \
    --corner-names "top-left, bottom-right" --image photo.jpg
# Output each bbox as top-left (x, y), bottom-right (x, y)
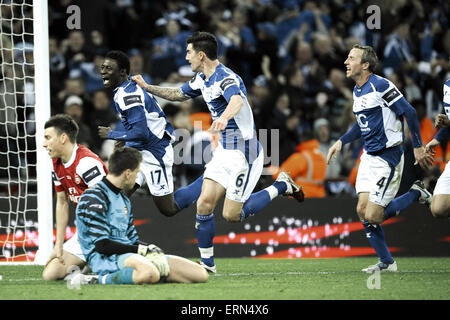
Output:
top-left (70, 147), bottom-right (208, 285)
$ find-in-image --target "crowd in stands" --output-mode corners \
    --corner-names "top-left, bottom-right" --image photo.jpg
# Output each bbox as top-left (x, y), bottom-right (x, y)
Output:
top-left (1, 0), bottom-right (449, 198)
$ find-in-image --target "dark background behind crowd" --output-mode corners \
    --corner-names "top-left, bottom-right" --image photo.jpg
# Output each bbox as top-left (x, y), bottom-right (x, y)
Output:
top-left (1, 0), bottom-right (449, 198)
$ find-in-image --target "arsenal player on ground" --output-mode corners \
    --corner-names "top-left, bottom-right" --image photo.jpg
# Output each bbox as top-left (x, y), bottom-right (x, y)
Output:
top-left (42, 114), bottom-right (107, 280)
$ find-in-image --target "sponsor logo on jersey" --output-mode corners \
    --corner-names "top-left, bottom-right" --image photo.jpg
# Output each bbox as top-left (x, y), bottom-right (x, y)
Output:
top-left (382, 88), bottom-right (400, 103)
top-left (82, 166), bottom-right (101, 184)
top-left (123, 95), bottom-right (142, 106)
top-left (219, 78), bottom-right (235, 91)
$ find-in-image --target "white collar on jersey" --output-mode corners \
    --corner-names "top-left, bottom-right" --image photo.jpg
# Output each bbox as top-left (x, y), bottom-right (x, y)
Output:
top-left (63, 144), bottom-right (79, 168)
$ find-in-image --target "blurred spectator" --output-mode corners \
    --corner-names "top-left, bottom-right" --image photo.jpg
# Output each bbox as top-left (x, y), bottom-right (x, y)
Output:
top-left (87, 89), bottom-right (120, 155)
top-left (69, 49), bottom-right (105, 93)
top-left (128, 48), bottom-right (152, 84)
top-left (271, 130), bottom-right (327, 198)
top-left (49, 37), bottom-right (67, 94)
top-left (64, 95), bottom-right (95, 149)
top-left (382, 21), bottom-right (413, 77)
top-left (61, 30), bottom-right (93, 71)
top-left (151, 19), bottom-right (191, 80)
top-left (314, 118), bottom-right (342, 180)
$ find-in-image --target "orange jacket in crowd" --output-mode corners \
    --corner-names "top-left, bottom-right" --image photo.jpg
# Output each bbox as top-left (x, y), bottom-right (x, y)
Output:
top-left (271, 139), bottom-right (327, 198)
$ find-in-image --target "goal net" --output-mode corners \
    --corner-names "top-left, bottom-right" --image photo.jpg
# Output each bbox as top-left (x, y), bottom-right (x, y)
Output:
top-left (0, 0), bottom-right (52, 264)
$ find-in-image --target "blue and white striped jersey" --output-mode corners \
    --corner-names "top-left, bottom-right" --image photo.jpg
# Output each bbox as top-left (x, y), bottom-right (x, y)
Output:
top-left (435, 79), bottom-right (450, 142)
top-left (181, 64), bottom-right (256, 142)
top-left (444, 79), bottom-right (450, 118)
top-left (180, 63), bottom-right (261, 162)
top-left (108, 80), bottom-right (175, 161)
top-left (352, 74), bottom-right (405, 153)
top-left (75, 177), bottom-right (138, 274)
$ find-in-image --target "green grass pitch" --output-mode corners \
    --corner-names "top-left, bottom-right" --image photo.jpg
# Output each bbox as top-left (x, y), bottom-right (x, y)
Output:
top-left (0, 257), bottom-right (448, 300)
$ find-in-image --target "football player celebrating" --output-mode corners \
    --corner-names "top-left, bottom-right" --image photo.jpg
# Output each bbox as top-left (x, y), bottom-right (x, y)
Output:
top-left (42, 114), bottom-right (107, 280)
top-left (132, 31), bottom-right (305, 273)
top-left (425, 78), bottom-right (450, 218)
top-left (327, 44), bottom-right (434, 273)
top-left (98, 50), bottom-right (203, 217)
top-left (70, 147), bottom-right (208, 285)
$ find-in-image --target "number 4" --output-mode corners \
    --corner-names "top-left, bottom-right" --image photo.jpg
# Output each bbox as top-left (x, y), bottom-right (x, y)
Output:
top-left (376, 177), bottom-right (386, 189)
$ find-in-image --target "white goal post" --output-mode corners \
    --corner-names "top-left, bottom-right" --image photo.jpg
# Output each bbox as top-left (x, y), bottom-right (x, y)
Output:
top-left (0, 0), bottom-right (52, 264)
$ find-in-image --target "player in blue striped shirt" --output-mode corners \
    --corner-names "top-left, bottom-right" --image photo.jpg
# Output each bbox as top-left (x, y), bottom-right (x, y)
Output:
top-left (133, 31), bottom-right (305, 273)
top-left (71, 147), bottom-right (208, 285)
top-left (425, 78), bottom-right (450, 218)
top-left (327, 44), bottom-right (434, 273)
top-left (98, 51), bottom-right (203, 218)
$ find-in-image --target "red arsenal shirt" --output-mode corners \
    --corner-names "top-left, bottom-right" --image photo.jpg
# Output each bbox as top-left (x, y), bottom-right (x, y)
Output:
top-left (52, 144), bottom-right (108, 205)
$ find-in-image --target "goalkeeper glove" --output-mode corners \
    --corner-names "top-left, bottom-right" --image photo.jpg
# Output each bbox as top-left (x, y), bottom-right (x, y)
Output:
top-left (137, 243), bottom-right (163, 256)
top-left (145, 251), bottom-right (170, 277)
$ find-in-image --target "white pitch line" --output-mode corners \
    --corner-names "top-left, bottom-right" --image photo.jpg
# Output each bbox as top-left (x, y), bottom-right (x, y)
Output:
top-left (1, 270), bottom-right (449, 281)
top-left (214, 270), bottom-right (450, 276)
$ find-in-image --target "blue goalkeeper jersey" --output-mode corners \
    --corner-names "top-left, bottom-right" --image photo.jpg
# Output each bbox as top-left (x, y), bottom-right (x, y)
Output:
top-left (107, 79), bottom-right (175, 160)
top-left (75, 177), bottom-right (139, 274)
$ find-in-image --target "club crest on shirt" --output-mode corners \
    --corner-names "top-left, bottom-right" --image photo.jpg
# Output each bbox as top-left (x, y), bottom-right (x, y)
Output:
top-left (124, 205), bottom-right (128, 216)
top-left (74, 173), bottom-right (81, 184)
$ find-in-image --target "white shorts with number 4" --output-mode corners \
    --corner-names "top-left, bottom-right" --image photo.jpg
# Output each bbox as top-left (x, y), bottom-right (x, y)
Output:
top-left (355, 150), bottom-right (404, 207)
top-left (135, 145), bottom-right (174, 197)
top-left (204, 144), bottom-right (264, 203)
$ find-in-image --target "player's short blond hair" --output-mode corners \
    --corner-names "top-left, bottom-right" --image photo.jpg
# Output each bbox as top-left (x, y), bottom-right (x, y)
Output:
top-left (352, 44), bottom-right (378, 72)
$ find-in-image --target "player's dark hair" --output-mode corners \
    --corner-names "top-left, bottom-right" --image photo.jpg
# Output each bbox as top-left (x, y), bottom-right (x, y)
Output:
top-left (108, 147), bottom-right (142, 176)
top-left (352, 44), bottom-right (378, 73)
top-left (44, 114), bottom-right (79, 143)
top-left (105, 50), bottom-right (130, 74)
top-left (186, 31), bottom-right (218, 60)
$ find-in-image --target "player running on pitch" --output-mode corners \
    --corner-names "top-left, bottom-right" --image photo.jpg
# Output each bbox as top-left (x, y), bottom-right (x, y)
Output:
top-left (98, 50), bottom-right (203, 217)
top-left (42, 114), bottom-right (107, 280)
top-left (132, 31), bottom-right (305, 273)
top-left (327, 44), bottom-right (434, 273)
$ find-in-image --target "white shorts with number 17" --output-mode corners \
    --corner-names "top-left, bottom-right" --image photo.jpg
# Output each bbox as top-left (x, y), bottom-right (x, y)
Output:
top-left (203, 144), bottom-right (264, 203)
top-left (355, 151), bottom-right (404, 207)
top-left (135, 144), bottom-right (174, 197)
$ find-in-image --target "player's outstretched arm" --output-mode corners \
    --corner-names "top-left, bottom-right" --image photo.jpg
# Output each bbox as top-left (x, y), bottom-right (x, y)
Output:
top-left (131, 74), bottom-right (189, 102)
top-left (326, 140), bottom-right (342, 164)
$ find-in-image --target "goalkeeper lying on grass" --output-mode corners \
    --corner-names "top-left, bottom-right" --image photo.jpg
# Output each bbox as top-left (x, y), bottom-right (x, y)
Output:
top-left (70, 147), bottom-right (208, 285)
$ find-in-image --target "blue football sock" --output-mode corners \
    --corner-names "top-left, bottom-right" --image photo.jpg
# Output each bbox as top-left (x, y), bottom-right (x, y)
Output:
top-left (241, 190), bottom-right (271, 221)
top-left (174, 174), bottom-right (203, 210)
top-left (98, 267), bottom-right (134, 285)
top-left (195, 212), bottom-right (215, 267)
top-left (384, 189), bottom-right (420, 220)
top-left (273, 181), bottom-right (288, 195)
top-left (362, 220), bottom-right (394, 264)
top-left (240, 181), bottom-right (288, 221)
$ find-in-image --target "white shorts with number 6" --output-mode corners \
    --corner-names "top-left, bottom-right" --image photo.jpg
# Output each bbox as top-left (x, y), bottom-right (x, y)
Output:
top-left (135, 145), bottom-right (174, 197)
top-left (355, 150), bottom-right (404, 207)
top-left (204, 144), bottom-right (264, 203)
